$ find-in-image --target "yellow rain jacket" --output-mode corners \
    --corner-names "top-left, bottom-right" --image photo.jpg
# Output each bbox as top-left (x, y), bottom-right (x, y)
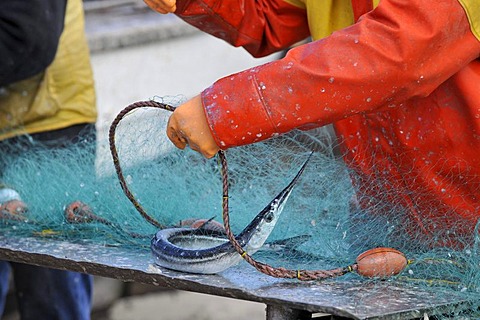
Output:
top-left (0, 0), bottom-right (97, 141)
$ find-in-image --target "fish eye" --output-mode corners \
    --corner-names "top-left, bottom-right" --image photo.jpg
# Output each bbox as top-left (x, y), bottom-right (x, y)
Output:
top-left (265, 212), bottom-right (274, 223)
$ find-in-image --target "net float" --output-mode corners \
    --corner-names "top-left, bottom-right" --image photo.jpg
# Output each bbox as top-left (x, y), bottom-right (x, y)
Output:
top-left (177, 218), bottom-right (225, 233)
top-left (64, 200), bottom-right (110, 225)
top-left (355, 247), bottom-right (408, 278)
top-left (0, 199), bottom-right (28, 221)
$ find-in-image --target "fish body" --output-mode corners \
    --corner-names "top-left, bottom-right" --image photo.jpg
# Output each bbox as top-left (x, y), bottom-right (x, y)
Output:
top-left (150, 155), bottom-right (310, 274)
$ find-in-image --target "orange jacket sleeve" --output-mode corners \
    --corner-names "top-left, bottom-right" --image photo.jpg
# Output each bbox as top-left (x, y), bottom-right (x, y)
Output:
top-left (198, 0), bottom-right (480, 149)
top-left (173, 0), bottom-right (310, 57)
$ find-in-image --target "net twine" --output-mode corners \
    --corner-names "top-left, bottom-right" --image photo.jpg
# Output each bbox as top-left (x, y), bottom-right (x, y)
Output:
top-left (108, 100), bottom-right (358, 281)
top-left (108, 100), bottom-right (172, 230)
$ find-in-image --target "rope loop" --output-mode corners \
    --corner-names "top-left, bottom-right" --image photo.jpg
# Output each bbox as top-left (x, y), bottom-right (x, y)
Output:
top-left (109, 100), bottom-right (374, 281)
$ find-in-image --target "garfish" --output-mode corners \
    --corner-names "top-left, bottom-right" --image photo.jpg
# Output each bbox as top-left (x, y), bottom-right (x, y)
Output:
top-left (150, 155), bottom-right (311, 274)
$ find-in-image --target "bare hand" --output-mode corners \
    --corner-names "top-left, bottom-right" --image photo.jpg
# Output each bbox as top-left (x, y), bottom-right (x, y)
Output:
top-left (144, 0), bottom-right (176, 14)
top-left (166, 95), bottom-right (220, 158)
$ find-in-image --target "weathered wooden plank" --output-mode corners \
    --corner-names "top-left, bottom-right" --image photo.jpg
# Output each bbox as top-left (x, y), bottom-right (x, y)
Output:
top-left (0, 236), bottom-right (471, 320)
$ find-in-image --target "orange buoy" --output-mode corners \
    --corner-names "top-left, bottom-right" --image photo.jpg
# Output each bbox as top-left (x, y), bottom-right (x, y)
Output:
top-left (1, 199), bottom-right (28, 215)
top-left (0, 199), bottom-right (28, 221)
top-left (178, 218), bottom-right (225, 232)
top-left (355, 247), bottom-right (407, 278)
top-left (64, 201), bottom-right (94, 223)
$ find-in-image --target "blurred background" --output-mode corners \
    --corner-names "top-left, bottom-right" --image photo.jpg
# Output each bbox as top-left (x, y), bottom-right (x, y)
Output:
top-left (4, 0), bottom-right (282, 319)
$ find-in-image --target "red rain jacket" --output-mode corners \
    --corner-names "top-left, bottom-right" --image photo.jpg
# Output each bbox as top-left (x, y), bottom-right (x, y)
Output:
top-left (151, 0), bottom-right (480, 246)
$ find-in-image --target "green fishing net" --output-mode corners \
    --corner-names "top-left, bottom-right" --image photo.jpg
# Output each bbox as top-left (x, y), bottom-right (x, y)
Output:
top-left (2, 95), bottom-right (480, 318)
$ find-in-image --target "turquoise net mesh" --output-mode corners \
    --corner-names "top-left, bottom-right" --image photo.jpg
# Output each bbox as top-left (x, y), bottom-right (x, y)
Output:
top-left (2, 96), bottom-right (480, 318)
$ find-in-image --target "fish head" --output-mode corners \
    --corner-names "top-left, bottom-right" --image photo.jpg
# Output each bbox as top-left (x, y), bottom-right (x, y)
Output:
top-left (244, 153), bottom-right (312, 251)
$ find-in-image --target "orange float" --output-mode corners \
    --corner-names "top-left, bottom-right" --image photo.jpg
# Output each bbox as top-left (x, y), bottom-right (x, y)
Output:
top-left (355, 247), bottom-right (408, 278)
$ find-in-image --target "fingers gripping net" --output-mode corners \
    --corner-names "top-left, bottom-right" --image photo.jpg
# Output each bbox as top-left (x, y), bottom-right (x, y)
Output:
top-left (1, 96), bottom-right (480, 318)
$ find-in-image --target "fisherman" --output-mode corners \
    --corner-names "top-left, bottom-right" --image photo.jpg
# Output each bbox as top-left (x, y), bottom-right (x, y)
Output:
top-left (0, 0), bottom-right (96, 318)
top-left (144, 0), bottom-right (480, 248)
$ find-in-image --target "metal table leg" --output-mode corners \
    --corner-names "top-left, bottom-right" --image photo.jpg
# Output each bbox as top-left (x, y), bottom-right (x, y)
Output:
top-left (266, 304), bottom-right (312, 320)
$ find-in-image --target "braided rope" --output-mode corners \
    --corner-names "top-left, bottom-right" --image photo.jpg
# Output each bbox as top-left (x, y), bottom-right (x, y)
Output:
top-left (109, 100), bottom-right (358, 280)
top-left (108, 100), bottom-right (174, 229)
top-left (218, 151), bottom-right (356, 281)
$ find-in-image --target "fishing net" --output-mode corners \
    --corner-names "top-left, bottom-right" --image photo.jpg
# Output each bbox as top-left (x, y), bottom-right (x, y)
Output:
top-left (2, 95), bottom-right (480, 318)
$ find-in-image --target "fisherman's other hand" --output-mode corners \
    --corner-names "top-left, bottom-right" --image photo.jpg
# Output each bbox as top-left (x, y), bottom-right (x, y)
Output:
top-left (144, 0), bottom-right (176, 14)
top-left (167, 95), bottom-right (220, 158)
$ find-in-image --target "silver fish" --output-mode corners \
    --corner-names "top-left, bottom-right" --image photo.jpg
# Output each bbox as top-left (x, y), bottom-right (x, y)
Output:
top-left (150, 155), bottom-right (311, 274)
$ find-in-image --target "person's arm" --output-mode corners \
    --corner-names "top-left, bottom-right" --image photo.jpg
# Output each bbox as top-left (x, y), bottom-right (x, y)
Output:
top-left (167, 0), bottom-right (480, 156)
top-left (201, 0), bottom-right (480, 148)
top-left (0, 0), bottom-right (67, 87)
top-left (146, 0), bottom-right (310, 57)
